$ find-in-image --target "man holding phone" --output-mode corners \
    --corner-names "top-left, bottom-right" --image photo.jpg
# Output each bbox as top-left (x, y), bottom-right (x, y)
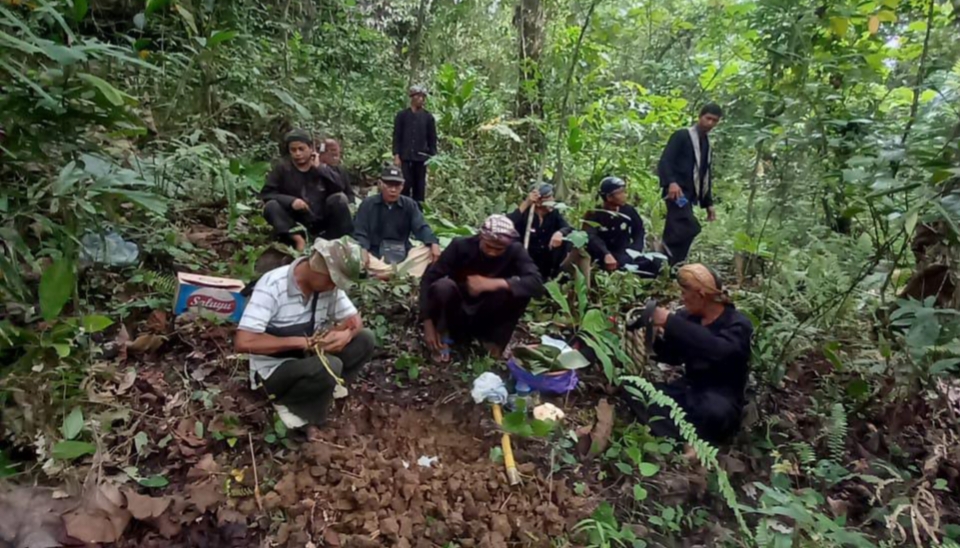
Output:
top-left (657, 103), bottom-right (723, 266)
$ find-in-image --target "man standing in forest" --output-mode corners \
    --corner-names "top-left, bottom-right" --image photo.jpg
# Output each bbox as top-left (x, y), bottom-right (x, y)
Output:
top-left (657, 103), bottom-right (723, 266)
top-left (392, 85), bottom-right (437, 205)
top-left (319, 138), bottom-right (356, 203)
top-left (261, 129), bottom-right (353, 251)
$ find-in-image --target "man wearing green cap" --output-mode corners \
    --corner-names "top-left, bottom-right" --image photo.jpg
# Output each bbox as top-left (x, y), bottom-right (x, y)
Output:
top-left (353, 165), bottom-right (441, 278)
top-left (261, 129), bottom-right (354, 251)
top-left (235, 238), bottom-right (375, 437)
top-left (507, 182), bottom-right (572, 280)
top-left (392, 86), bottom-right (437, 204)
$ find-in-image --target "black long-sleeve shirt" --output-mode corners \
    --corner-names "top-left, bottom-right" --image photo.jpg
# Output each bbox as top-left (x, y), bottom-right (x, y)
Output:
top-left (653, 305), bottom-right (752, 398)
top-left (260, 159), bottom-right (341, 217)
top-left (353, 194), bottom-right (438, 258)
top-left (419, 235), bottom-right (543, 317)
top-left (583, 204), bottom-right (646, 263)
top-left (507, 207), bottom-right (572, 258)
top-left (393, 108), bottom-right (437, 162)
top-left (657, 128), bottom-right (713, 208)
top-left (327, 165), bottom-right (356, 202)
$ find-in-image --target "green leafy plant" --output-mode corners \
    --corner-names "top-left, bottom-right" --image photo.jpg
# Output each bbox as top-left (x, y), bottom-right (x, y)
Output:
top-left (573, 502), bottom-right (646, 548)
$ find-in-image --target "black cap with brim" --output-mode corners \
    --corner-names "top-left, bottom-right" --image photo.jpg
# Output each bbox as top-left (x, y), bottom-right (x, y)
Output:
top-left (284, 129), bottom-right (313, 147)
top-left (381, 165), bottom-right (405, 184)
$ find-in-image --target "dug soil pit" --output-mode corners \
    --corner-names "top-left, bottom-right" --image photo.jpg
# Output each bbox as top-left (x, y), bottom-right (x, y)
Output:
top-left (269, 398), bottom-right (595, 548)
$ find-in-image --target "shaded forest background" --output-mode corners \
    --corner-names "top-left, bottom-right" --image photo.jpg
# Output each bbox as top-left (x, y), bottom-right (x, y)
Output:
top-left (2, 0), bottom-right (960, 546)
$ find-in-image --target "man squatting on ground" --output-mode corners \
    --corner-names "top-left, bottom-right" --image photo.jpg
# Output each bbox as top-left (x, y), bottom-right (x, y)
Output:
top-left (261, 129), bottom-right (354, 251)
top-left (420, 214), bottom-right (544, 364)
top-left (657, 103), bottom-right (723, 266)
top-left (235, 239), bottom-right (375, 439)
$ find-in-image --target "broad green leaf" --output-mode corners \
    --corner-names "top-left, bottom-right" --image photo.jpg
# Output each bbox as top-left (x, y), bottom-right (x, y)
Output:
top-left (564, 230), bottom-right (588, 249)
top-left (138, 474), bottom-right (169, 488)
top-left (876, 9), bottom-right (896, 22)
top-left (52, 343), bottom-right (71, 358)
top-left (615, 461), bottom-right (633, 474)
top-left (270, 89), bottom-right (313, 120)
top-left (174, 4), bottom-right (198, 35)
top-left (52, 440), bottom-right (95, 460)
top-left (930, 358), bottom-right (960, 375)
top-left (81, 315), bottom-right (113, 333)
top-left (581, 309), bottom-right (609, 333)
top-left (78, 73), bottom-right (131, 106)
top-left (62, 408), bottom-right (84, 440)
top-left (829, 17), bottom-right (849, 36)
top-left (639, 462), bottom-right (660, 477)
top-left (207, 29), bottom-right (238, 48)
top-left (557, 350), bottom-right (590, 370)
top-left (134, 431), bottom-right (149, 453)
top-left (544, 280), bottom-right (571, 318)
top-left (73, 0), bottom-right (88, 21)
top-left (529, 418), bottom-right (555, 437)
top-left (39, 258), bottom-right (75, 321)
top-left (633, 484), bottom-right (648, 501)
top-left (145, 0), bottom-right (168, 14)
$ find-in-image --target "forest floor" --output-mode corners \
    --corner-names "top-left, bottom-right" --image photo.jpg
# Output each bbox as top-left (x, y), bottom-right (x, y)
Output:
top-left (2, 209), bottom-right (959, 548)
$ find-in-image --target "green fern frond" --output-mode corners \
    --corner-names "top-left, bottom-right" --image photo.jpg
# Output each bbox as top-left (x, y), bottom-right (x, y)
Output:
top-left (138, 269), bottom-right (177, 296)
top-left (623, 376), bottom-right (752, 542)
top-left (792, 442), bottom-right (816, 466)
top-left (827, 402), bottom-right (847, 463)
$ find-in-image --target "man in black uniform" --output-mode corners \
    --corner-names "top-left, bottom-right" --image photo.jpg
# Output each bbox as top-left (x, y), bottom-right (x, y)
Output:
top-left (261, 129), bottom-right (353, 251)
top-left (392, 85), bottom-right (437, 205)
top-left (624, 264), bottom-right (752, 444)
top-left (507, 182), bottom-right (572, 280)
top-left (657, 103), bottom-right (723, 266)
top-left (420, 215), bottom-right (544, 363)
top-left (583, 176), bottom-right (661, 278)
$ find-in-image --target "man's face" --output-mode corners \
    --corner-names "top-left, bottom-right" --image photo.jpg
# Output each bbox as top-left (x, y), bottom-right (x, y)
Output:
top-left (320, 142), bottom-right (341, 166)
top-left (306, 269), bottom-right (334, 293)
top-left (698, 113), bottom-right (721, 133)
top-left (411, 93), bottom-right (426, 108)
top-left (479, 237), bottom-right (509, 258)
top-left (380, 181), bottom-right (403, 203)
top-left (606, 188), bottom-right (628, 207)
top-left (289, 140), bottom-right (314, 166)
top-left (680, 285), bottom-right (707, 316)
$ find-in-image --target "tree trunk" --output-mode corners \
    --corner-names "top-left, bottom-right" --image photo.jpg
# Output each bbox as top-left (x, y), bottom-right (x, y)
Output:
top-left (514, 0), bottom-right (546, 182)
top-left (408, 0), bottom-right (431, 86)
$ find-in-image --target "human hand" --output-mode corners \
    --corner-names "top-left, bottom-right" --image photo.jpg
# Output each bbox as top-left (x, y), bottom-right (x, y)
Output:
top-left (393, 154), bottom-right (402, 167)
top-left (311, 153), bottom-right (321, 168)
top-left (707, 206), bottom-right (717, 222)
top-left (667, 183), bottom-right (683, 201)
top-left (526, 189), bottom-right (541, 206)
top-left (318, 329), bottom-right (352, 353)
top-left (603, 253), bottom-right (618, 271)
top-left (291, 198), bottom-right (309, 212)
top-left (652, 307), bottom-right (670, 327)
top-left (549, 231), bottom-right (564, 249)
top-left (466, 275), bottom-right (503, 297)
top-left (424, 319), bottom-right (441, 351)
top-left (430, 243), bottom-right (441, 263)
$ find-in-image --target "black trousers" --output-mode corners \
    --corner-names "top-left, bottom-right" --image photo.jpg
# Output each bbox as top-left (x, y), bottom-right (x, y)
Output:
top-left (262, 329), bottom-right (375, 425)
top-left (662, 201), bottom-right (702, 266)
top-left (623, 379), bottom-right (742, 445)
top-left (586, 248), bottom-right (662, 279)
top-left (424, 278), bottom-right (529, 351)
top-left (400, 161), bottom-right (427, 204)
top-left (530, 242), bottom-right (571, 280)
top-left (263, 194), bottom-right (353, 244)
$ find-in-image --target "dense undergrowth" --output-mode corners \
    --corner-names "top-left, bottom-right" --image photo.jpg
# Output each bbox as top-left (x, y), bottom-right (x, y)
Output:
top-left (2, 0), bottom-right (960, 546)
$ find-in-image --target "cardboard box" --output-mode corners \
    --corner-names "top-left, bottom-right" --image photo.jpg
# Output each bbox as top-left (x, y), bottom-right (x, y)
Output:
top-left (173, 272), bottom-right (247, 322)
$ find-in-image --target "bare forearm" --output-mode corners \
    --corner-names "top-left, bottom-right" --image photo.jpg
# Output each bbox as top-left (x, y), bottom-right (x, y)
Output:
top-left (235, 331), bottom-right (307, 355)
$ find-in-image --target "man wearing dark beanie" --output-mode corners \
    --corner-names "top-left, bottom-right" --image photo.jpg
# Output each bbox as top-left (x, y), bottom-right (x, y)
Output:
top-left (657, 103), bottom-right (723, 265)
top-left (260, 129), bottom-right (354, 251)
top-left (582, 176), bottom-right (662, 278)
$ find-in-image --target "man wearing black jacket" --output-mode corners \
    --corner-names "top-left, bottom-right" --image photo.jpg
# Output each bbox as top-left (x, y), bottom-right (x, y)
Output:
top-left (420, 215), bottom-right (543, 363)
top-left (261, 129), bottom-right (353, 251)
top-left (319, 138), bottom-right (356, 203)
top-left (657, 103), bottom-right (723, 266)
top-left (583, 177), bottom-right (661, 278)
top-left (507, 182), bottom-right (572, 280)
top-left (392, 86), bottom-right (437, 204)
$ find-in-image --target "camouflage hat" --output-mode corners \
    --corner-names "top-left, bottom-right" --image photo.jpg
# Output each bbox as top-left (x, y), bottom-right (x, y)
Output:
top-left (309, 237), bottom-right (364, 290)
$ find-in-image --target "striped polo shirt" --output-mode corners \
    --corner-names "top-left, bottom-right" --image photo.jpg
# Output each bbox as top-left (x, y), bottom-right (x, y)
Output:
top-left (238, 257), bottom-right (357, 381)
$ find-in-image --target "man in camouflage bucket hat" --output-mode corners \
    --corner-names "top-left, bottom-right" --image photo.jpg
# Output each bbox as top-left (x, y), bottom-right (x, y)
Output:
top-left (235, 237), bottom-right (374, 438)
top-left (419, 214), bottom-right (544, 364)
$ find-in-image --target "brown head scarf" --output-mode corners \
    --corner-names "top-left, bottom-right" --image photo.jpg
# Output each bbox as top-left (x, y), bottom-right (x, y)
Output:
top-left (677, 264), bottom-right (730, 304)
